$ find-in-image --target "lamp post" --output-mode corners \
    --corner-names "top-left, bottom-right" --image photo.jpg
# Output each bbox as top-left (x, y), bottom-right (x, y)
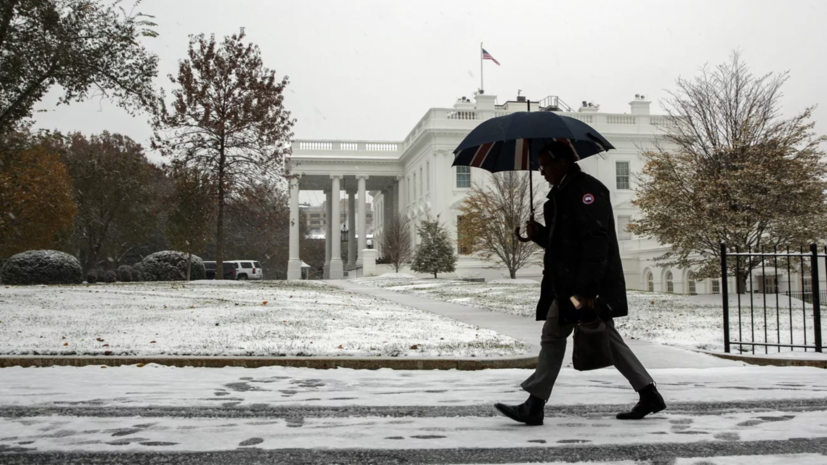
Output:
top-left (340, 224), bottom-right (349, 243)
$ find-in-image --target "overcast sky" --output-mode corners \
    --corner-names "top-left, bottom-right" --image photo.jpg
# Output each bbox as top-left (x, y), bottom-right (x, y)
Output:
top-left (31, 0), bottom-right (827, 205)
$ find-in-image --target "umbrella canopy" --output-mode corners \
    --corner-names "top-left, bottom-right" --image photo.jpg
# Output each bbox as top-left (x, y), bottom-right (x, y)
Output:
top-left (452, 111), bottom-right (615, 173)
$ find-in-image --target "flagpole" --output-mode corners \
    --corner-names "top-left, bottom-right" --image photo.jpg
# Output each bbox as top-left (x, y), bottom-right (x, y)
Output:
top-left (480, 42), bottom-right (483, 93)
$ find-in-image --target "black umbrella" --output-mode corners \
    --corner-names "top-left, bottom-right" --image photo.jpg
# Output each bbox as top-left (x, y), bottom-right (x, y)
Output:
top-left (452, 104), bottom-right (615, 241)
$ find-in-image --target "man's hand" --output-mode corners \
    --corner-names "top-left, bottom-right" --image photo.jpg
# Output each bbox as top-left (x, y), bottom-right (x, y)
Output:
top-left (524, 219), bottom-right (542, 240)
top-left (571, 295), bottom-right (596, 310)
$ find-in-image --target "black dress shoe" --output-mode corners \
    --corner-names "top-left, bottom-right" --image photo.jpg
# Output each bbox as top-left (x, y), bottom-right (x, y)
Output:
top-left (617, 383), bottom-right (666, 420)
top-left (494, 395), bottom-right (545, 426)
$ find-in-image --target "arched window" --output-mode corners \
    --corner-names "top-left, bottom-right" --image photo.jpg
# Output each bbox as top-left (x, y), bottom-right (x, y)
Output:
top-left (666, 271), bottom-right (674, 293)
top-left (646, 272), bottom-right (654, 292)
top-left (688, 271), bottom-right (696, 295)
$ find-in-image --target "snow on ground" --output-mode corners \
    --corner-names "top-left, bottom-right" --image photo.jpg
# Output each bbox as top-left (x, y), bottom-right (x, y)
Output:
top-left (4, 410), bottom-right (827, 452)
top-left (352, 277), bottom-right (827, 354)
top-left (487, 278), bottom-right (540, 285)
top-left (2, 365), bottom-right (826, 409)
top-left (1, 365), bottom-right (826, 454)
top-left (0, 281), bottom-right (527, 358)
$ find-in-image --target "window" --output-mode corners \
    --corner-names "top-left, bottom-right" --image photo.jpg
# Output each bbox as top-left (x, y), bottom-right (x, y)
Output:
top-left (803, 276), bottom-right (813, 293)
top-left (616, 161), bottom-right (630, 190)
top-left (310, 213), bottom-right (320, 219)
top-left (456, 166), bottom-right (471, 188)
top-left (712, 279), bottom-right (720, 294)
top-left (241, 262), bottom-right (252, 269)
top-left (457, 215), bottom-right (470, 255)
top-left (253, 262), bottom-right (260, 268)
top-left (646, 272), bottom-right (654, 292)
top-left (617, 215), bottom-right (631, 240)
top-left (665, 271), bottom-right (673, 293)
top-left (759, 275), bottom-right (778, 294)
top-left (688, 272), bottom-right (696, 295)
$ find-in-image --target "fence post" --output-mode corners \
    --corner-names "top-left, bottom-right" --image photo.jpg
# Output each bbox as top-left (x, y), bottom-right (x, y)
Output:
top-left (811, 244), bottom-right (823, 353)
top-left (721, 243), bottom-right (730, 353)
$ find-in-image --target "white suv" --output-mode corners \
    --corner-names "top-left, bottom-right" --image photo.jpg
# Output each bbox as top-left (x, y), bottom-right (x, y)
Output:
top-left (227, 260), bottom-right (263, 280)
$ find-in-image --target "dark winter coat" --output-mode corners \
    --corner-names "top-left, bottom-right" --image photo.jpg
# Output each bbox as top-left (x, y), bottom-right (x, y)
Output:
top-left (532, 165), bottom-right (628, 324)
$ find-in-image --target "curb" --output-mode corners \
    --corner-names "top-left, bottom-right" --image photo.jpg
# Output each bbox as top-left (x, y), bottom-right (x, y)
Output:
top-left (0, 355), bottom-right (538, 370)
top-left (698, 350), bottom-right (827, 369)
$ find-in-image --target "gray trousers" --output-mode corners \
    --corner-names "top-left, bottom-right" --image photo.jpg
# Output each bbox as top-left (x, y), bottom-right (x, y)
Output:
top-left (521, 300), bottom-right (654, 401)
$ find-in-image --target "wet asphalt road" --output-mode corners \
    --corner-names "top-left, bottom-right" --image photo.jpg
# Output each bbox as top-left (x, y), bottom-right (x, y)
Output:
top-left (2, 438), bottom-right (827, 465)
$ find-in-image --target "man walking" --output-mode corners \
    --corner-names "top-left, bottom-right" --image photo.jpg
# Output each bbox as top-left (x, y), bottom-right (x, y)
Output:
top-left (494, 141), bottom-right (666, 426)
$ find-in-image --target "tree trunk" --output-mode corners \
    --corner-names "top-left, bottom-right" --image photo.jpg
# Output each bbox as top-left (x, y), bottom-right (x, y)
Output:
top-left (737, 273), bottom-right (748, 294)
top-left (187, 251), bottom-right (192, 281)
top-left (433, 271), bottom-right (437, 279)
top-left (215, 148), bottom-right (226, 279)
top-left (509, 268), bottom-right (516, 279)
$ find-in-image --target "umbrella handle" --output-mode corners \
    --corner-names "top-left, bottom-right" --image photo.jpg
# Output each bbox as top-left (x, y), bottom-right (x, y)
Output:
top-left (514, 211), bottom-right (535, 243)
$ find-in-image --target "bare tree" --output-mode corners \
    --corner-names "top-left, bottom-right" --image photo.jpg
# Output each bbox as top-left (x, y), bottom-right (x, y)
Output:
top-left (458, 171), bottom-right (542, 279)
top-left (152, 29), bottom-right (295, 277)
top-left (379, 214), bottom-right (413, 273)
top-left (629, 51), bottom-right (827, 290)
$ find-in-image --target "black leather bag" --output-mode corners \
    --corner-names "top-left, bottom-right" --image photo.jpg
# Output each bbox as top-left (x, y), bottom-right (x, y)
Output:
top-left (572, 318), bottom-right (614, 371)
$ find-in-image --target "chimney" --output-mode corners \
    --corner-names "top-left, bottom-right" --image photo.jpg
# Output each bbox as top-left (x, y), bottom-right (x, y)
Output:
top-left (629, 94), bottom-right (651, 115)
top-left (474, 92), bottom-right (496, 111)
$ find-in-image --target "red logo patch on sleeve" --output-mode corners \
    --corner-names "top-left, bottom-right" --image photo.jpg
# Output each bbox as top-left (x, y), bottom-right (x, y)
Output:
top-left (582, 193), bottom-right (595, 205)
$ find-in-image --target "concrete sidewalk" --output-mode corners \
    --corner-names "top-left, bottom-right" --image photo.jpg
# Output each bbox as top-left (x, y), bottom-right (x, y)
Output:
top-left (331, 280), bottom-right (742, 370)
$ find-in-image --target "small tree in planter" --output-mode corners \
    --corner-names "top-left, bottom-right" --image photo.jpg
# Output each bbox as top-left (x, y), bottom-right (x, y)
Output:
top-left (411, 216), bottom-right (457, 279)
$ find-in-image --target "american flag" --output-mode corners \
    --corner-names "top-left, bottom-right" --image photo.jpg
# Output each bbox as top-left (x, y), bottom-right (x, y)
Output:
top-left (482, 48), bottom-right (500, 66)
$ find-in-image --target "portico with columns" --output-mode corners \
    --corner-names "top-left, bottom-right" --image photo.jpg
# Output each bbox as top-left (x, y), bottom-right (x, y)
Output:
top-left (286, 148), bottom-right (401, 280)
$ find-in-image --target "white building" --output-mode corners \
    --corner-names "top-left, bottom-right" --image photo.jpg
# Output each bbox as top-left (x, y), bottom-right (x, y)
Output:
top-left (285, 91), bottom-right (825, 296)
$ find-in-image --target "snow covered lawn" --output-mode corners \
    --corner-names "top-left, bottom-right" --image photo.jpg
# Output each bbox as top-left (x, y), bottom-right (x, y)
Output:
top-left (352, 275), bottom-right (826, 353)
top-left (0, 281), bottom-right (527, 358)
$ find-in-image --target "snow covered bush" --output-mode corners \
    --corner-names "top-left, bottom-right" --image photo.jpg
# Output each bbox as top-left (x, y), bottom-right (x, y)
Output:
top-left (116, 265), bottom-right (133, 282)
top-left (140, 251), bottom-right (205, 281)
top-left (0, 250), bottom-right (83, 285)
top-left (104, 270), bottom-right (117, 283)
top-left (131, 262), bottom-right (144, 282)
top-left (86, 270), bottom-right (99, 284)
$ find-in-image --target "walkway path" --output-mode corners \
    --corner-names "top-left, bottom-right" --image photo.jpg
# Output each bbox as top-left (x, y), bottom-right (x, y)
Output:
top-left (331, 280), bottom-right (742, 369)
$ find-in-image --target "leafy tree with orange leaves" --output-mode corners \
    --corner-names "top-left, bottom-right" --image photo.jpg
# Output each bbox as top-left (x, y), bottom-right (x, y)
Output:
top-left (0, 134), bottom-right (77, 257)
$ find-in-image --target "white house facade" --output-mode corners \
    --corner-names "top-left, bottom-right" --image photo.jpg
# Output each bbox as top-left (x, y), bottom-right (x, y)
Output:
top-left (285, 91), bottom-right (825, 296)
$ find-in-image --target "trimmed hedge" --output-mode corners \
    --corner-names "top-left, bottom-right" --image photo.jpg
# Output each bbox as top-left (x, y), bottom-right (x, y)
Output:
top-left (0, 250), bottom-right (83, 285)
top-left (141, 251), bottom-right (205, 281)
top-left (117, 265), bottom-right (133, 282)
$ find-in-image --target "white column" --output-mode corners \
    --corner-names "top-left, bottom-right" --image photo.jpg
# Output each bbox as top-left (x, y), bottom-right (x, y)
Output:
top-left (347, 190), bottom-right (356, 270)
top-left (323, 190), bottom-right (331, 279)
top-left (329, 175), bottom-right (344, 279)
top-left (393, 176), bottom-right (402, 215)
top-left (286, 176), bottom-right (302, 280)
top-left (356, 175), bottom-right (368, 267)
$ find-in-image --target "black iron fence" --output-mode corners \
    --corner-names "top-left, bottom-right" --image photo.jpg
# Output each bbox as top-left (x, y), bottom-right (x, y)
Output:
top-left (720, 243), bottom-right (824, 354)
top-left (785, 290), bottom-right (827, 305)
